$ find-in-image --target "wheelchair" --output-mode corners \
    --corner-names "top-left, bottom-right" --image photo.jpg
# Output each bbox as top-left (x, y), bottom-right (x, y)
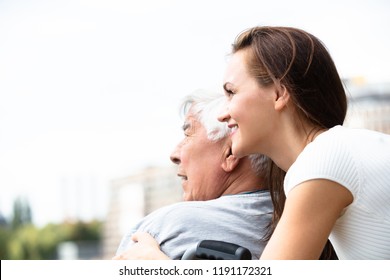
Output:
top-left (181, 240), bottom-right (252, 260)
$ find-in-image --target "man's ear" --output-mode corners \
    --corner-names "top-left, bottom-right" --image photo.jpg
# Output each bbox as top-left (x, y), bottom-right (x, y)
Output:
top-left (274, 84), bottom-right (290, 111)
top-left (222, 153), bottom-right (240, 172)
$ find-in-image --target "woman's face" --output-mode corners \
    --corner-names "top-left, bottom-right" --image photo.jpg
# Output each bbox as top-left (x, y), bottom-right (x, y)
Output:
top-left (218, 49), bottom-right (278, 158)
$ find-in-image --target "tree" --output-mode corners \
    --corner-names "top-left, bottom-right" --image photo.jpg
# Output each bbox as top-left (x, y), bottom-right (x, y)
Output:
top-left (11, 197), bottom-right (32, 230)
top-left (0, 227), bottom-right (11, 259)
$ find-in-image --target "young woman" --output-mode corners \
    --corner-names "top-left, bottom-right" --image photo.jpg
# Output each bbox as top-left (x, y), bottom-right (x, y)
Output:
top-left (217, 26), bottom-right (390, 259)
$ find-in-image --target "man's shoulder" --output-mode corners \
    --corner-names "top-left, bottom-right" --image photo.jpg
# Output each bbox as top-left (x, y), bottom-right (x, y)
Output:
top-left (147, 197), bottom-right (231, 220)
top-left (137, 200), bottom-right (217, 234)
top-left (152, 192), bottom-right (271, 219)
top-left (154, 199), bottom-right (222, 216)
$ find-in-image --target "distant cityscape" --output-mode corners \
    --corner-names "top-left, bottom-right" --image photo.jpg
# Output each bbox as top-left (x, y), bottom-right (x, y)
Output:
top-left (344, 80), bottom-right (390, 134)
top-left (102, 165), bottom-right (182, 258)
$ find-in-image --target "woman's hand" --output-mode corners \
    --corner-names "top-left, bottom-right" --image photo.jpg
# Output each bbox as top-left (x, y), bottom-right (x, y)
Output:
top-left (112, 232), bottom-right (171, 260)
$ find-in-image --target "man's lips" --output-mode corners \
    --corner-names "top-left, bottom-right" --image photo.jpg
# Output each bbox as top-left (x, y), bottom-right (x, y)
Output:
top-left (177, 174), bottom-right (188, 181)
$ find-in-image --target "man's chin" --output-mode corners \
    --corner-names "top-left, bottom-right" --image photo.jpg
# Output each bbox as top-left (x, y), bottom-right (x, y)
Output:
top-left (182, 193), bottom-right (191, 201)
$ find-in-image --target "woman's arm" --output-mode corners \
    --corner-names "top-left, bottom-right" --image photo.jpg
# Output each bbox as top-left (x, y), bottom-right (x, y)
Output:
top-left (260, 179), bottom-right (353, 259)
top-left (113, 232), bottom-right (171, 260)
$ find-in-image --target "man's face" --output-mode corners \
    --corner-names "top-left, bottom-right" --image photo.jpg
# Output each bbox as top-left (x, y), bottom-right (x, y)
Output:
top-left (170, 112), bottom-right (229, 201)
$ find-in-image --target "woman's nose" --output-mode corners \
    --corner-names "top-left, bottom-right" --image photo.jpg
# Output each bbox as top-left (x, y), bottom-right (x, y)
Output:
top-left (217, 109), bottom-right (230, 123)
top-left (217, 100), bottom-right (231, 123)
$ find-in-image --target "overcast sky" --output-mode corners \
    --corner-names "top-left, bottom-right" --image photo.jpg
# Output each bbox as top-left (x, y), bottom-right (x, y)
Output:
top-left (1, 0), bottom-right (389, 226)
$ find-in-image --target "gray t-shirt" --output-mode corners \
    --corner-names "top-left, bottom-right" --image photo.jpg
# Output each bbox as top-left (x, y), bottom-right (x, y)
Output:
top-left (116, 190), bottom-right (273, 259)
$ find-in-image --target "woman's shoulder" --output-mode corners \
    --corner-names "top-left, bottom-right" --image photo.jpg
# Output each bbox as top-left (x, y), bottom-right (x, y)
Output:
top-left (320, 125), bottom-right (390, 142)
top-left (285, 126), bottom-right (361, 195)
top-left (299, 126), bottom-right (351, 161)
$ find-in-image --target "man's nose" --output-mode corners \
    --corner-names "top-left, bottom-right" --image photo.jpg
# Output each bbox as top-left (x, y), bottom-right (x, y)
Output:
top-left (170, 144), bottom-right (181, 164)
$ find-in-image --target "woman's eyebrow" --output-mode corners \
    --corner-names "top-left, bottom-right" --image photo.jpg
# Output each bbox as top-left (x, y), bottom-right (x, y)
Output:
top-left (223, 83), bottom-right (229, 92)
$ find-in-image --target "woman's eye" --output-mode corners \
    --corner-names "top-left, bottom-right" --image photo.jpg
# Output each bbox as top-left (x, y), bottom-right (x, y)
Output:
top-left (223, 83), bottom-right (236, 98)
top-left (225, 89), bottom-right (235, 97)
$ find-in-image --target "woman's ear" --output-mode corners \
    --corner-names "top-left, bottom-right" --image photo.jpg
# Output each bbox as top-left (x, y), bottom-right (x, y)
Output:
top-left (222, 153), bottom-right (240, 172)
top-left (274, 85), bottom-right (290, 111)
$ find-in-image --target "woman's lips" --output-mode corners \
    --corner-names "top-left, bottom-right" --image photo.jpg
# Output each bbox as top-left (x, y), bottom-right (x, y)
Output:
top-left (229, 124), bottom-right (238, 136)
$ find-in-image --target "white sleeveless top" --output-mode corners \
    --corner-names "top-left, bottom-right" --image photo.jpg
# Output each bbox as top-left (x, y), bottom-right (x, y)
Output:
top-left (284, 125), bottom-right (390, 259)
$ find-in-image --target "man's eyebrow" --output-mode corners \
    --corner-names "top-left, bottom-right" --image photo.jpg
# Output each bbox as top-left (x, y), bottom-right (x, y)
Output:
top-left (182, 122), bottom-right (190, 131)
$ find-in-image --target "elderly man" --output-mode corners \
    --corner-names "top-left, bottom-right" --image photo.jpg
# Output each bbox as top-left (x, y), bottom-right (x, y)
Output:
top-left (114, 91), bottom-right (272, 260)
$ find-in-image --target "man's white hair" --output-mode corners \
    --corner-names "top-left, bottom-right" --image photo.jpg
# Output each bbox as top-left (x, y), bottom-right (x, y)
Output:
top-left (180, 90), bottom-right (268, 175)
top-left (180, 90), bottom-right (229, 141)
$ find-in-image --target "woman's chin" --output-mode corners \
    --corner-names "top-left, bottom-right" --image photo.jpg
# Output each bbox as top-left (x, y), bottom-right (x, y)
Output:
top-left (231, 145), bottom-right (245, 159)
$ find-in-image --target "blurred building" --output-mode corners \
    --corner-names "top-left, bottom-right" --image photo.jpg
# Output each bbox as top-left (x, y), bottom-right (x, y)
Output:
top-left (102, 165), bottom-right (182, 259)
top-left (57, 240), bottom-right (101, 260)
top-left (344, 81), bottom-right (390, 134)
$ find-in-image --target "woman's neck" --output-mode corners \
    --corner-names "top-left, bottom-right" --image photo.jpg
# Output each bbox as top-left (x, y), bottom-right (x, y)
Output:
top-left (267, 122), bottom-right (324, 172)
